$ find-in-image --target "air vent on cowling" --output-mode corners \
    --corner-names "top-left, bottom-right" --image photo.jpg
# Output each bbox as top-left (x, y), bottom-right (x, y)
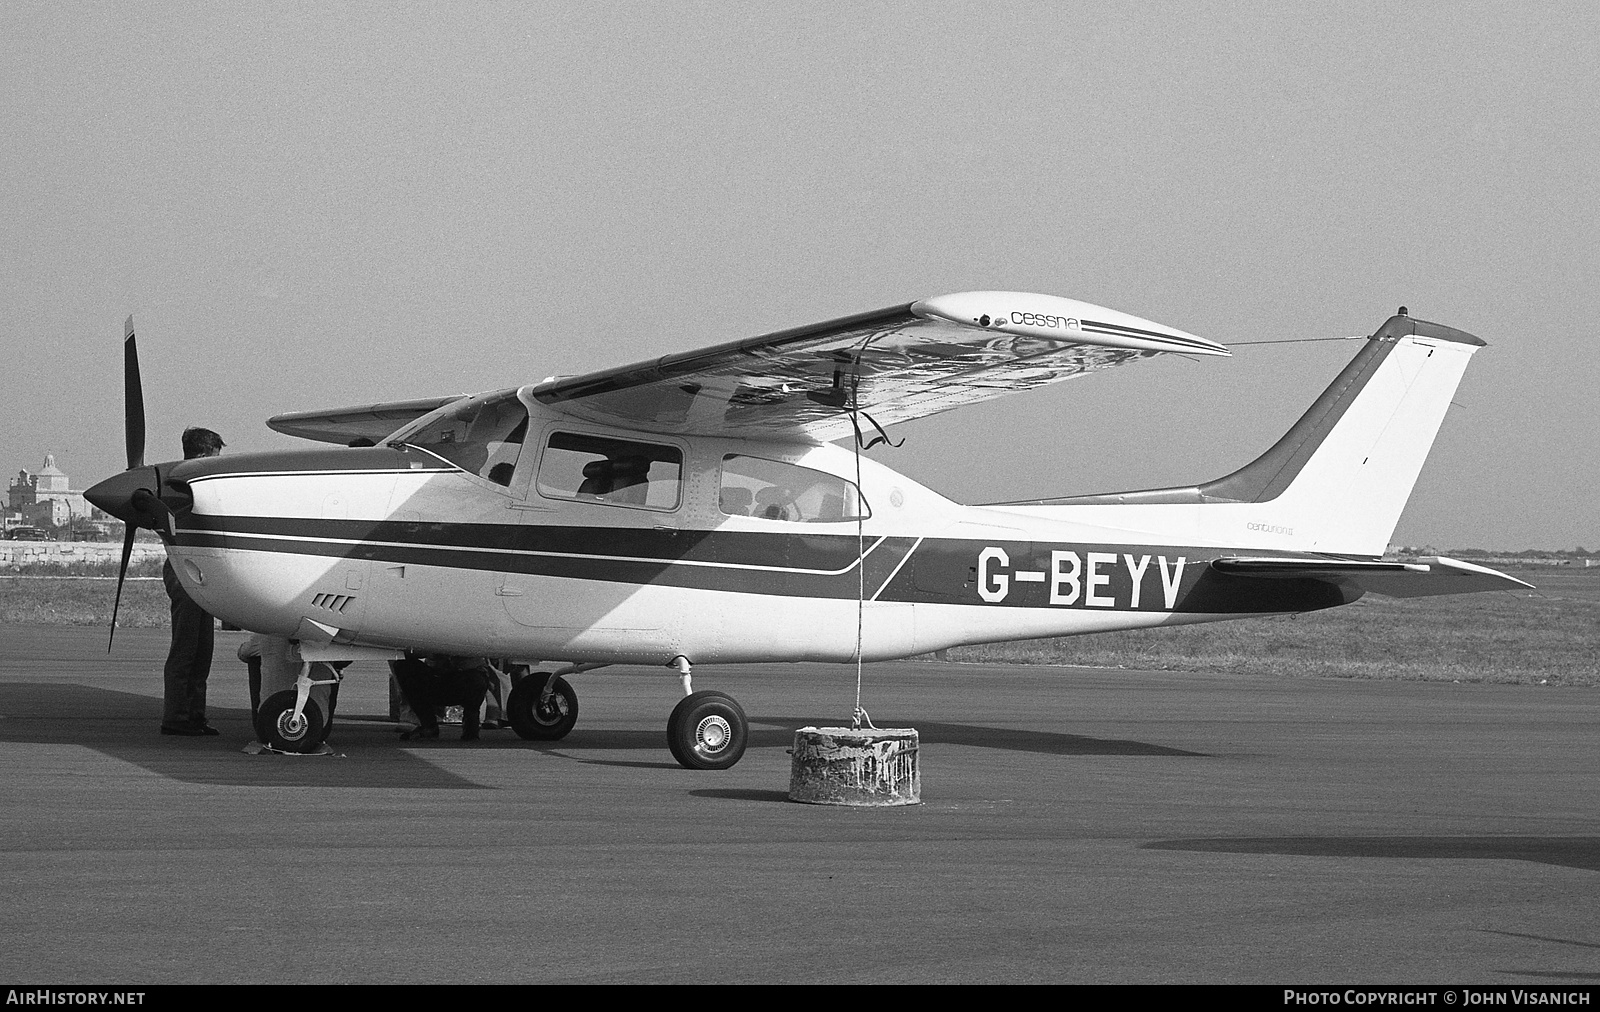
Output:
top-left (310, 593), bottom-right (355, 613)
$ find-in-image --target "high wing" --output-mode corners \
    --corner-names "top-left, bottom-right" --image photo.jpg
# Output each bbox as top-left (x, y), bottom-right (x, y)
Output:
top-left (1212, 555), bottom-right (1533, 598)
top-left (267, 395), bottom-right (467, 445)
top-left (530, 291), bottom-right (1228, 441)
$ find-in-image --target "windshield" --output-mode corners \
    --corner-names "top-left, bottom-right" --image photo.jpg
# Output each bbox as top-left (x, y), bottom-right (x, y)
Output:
top-left (391, 390), bottom-right (528, 485)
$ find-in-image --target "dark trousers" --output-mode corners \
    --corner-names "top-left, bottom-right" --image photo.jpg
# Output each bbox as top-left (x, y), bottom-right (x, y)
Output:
top-left (162, 560), bottom-right (213, 728)
top-left (392, 658), bottom-right (488, 739)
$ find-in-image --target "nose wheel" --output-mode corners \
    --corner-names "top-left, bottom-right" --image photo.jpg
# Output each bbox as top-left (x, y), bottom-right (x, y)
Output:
top-left (667, 691), bottom-right (748, 770)
top-left (256, 690), bottom-right (328, 753)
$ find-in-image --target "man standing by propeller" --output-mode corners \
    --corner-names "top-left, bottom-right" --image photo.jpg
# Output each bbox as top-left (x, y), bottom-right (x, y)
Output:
top-left (154, 426), bottom-right (225, 737)
top-left (84, 320), bottom-right (231, 737)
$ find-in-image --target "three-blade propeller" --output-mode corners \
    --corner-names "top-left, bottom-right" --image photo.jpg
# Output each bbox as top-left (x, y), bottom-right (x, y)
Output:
top-left (106, 317), bottom-right (146, 651)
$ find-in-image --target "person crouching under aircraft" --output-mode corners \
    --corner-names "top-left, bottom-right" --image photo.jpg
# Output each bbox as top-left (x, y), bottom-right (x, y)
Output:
top-left (392, 654), bottom-right (492, 742)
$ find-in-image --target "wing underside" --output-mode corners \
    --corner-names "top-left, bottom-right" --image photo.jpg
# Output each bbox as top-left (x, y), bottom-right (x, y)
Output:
top-left (267, 395), bottom-right (466, 445)
top-left (1212, 555), bottom-right (1532, 598)
top-left (531, 291), bottom-right (1227, 441)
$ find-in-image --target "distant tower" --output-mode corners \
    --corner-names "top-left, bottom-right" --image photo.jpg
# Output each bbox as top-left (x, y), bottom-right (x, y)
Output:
top-left (35, 454), bottom-right (70, 494)
top-left (6, 469), bottom-right (38, 512)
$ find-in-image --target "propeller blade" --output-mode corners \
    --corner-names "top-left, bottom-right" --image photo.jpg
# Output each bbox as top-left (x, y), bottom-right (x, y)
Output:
top-left (124, 316), bottom-right (146, 470)
top-left (107, 522), bottom-right (136, 652)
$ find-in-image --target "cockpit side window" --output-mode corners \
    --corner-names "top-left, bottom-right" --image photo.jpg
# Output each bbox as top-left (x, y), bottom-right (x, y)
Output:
top-left (719, 455), bottom-right (868, 522)
top-left (395, 392), bottom-right (528, 485)
top-left (537, 432), bottom-right (682, 511)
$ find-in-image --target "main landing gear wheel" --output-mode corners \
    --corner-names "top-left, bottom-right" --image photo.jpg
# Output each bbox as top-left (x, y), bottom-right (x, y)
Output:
top-left (256, 690), bottom-right (327, 753)
top-left (667, 691), bottom-right (748, 771)
top-left (507, 673), bottom-right (579, 741)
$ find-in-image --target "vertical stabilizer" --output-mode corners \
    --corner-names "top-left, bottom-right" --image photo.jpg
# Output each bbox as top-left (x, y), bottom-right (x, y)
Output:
top-left (1200, 313), bottom-right (1483, 553)
top-left (1016, 313), bottom-right (1487, 557)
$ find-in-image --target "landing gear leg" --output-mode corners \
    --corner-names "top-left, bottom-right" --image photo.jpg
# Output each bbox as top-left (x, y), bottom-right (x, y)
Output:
top-left (664, 657), bottom-right (748, 770)
top-left (255, 661), bottom-right (340, 753)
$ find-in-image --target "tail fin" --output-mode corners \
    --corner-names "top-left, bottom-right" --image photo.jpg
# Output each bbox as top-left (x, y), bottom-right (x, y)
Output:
top-left (1027, 312), bottom-right (1486, 556)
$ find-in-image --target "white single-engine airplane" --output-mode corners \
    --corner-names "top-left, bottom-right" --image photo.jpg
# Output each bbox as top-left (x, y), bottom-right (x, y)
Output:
top-left (88, 292), bottom-right (1529, 767)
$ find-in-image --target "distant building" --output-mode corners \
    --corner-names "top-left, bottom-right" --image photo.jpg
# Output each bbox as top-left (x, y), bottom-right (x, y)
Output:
top-left (6, 454), bottom-right (108, 530)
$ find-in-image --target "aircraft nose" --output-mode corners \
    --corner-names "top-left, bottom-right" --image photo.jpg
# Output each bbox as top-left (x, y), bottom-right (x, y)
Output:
top-left (85, 465), bottom-right (160, 525)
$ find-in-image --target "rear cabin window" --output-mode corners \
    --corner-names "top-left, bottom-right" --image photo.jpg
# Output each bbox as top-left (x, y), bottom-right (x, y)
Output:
top-left (719, 455), bottom-right (868, 522)
top-left (395, 392), bottom-right (528, 486)
top-left (537, 432), bottom-right (682, 511)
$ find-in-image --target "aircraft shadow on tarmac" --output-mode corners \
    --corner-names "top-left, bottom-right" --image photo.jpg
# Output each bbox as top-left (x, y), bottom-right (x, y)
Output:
top-left (1143, 836), bottom-right (1600, 872)
top-left (0, 682), bottom-right (1204, 788)
top-left (0, 682), bottom-right (486, 789)
top-left (865, 719), bottom-right (1207, 758)
top-left (514, 717), bottom-right (1206, 767)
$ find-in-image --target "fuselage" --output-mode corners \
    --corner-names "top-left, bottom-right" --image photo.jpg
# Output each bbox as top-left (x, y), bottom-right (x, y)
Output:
top-left (158, 388), bottom-right (1352, 667)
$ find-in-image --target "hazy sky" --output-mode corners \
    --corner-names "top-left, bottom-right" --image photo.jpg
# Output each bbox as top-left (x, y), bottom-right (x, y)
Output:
top-left (3, 2), bottom-right (1595, 549)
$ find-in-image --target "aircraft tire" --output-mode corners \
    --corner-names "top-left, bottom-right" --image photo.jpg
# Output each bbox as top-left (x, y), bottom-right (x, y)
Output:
top-left (507, 673), bottom-right (578, 741)
top-left (667, 691), bottom-right (748, 771)
top-left (256, 690), bottom-right (327, 754)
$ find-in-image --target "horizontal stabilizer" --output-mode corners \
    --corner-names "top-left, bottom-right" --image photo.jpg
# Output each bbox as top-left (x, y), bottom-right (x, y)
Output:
top-left (1212, 555), bottom-right (1532, 598)
top-left (267, 395), bottom-right (466, 445)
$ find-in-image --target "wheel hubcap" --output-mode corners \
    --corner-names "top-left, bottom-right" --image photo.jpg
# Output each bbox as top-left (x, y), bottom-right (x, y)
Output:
top-left (277, 711), bottom-right (307, 740)
top-left (536, 697), bottom-right (567, 724)
top-left (694, 715), bottom-right (732, 755)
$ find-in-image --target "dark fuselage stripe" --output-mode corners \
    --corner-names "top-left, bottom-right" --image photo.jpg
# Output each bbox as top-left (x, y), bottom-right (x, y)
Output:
top-left (183, 529), bottom-right (920, 601)
top-left (183, 514), bottom-right (892, 573)
top-left (178, 516), bottom-right (1352, 614)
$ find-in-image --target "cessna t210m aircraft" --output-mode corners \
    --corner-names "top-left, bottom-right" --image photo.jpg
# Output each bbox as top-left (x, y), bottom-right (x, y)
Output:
top-left (86, 292), bottom-right (1528, 768)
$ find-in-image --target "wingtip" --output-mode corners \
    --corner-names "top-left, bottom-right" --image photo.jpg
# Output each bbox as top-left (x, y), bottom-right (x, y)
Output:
top-left (915, 291), bottom-right (1228, 358)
